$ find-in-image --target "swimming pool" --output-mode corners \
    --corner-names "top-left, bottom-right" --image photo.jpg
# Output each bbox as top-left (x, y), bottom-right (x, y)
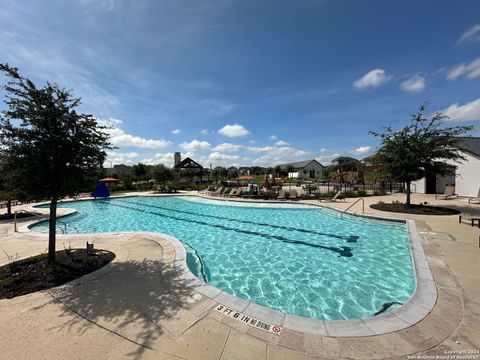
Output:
top-left (32, 196), bottom-right (415, 320)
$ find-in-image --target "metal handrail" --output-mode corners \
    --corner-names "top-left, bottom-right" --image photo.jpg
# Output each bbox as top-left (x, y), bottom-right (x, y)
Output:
top-left (14, 210), bottom-right (45, 232)
top-left (340, 198), bottom-right (365, 218)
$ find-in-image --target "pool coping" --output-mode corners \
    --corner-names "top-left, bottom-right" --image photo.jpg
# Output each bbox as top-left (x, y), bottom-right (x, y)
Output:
top-left (20, 195), bottom-right (437, 337)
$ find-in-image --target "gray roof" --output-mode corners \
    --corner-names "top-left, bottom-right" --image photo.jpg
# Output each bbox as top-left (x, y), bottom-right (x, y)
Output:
top-left (278, 159), bottom-right (324, 170)
top-left (458, 137), bottom-right (480, 158)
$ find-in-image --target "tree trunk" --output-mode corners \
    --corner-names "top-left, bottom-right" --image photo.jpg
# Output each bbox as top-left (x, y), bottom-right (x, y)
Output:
top-left (406, 181), bottom-right (411, 207)
top-left (7, 200), bottom-right (12, 216)
top-left (48, 197), bottom-right (58, 264)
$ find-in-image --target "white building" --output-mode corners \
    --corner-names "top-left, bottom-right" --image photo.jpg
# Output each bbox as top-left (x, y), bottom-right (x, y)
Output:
top-left (278, 159), bottom-right (324, 180)
top-left (411, 137), bottom-right (480, 197)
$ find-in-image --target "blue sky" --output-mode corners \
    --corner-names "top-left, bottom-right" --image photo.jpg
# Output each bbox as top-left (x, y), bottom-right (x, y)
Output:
top-left (1, 0), bottom-right (479, 168)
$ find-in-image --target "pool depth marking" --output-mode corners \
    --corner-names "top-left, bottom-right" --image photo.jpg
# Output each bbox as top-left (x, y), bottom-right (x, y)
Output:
top-left (118, 198), bottom-right (360, 243)
top-left (215, 304), bottom-right (282, 335)
top-left (104, 200), bottom-right (354, 257)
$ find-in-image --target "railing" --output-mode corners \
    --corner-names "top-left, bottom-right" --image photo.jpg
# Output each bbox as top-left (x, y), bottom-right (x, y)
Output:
top-left (340, 198), bottom-right (365, 219)
top-left (14, 210), bottom-right (45, 232)
top-left (14, 210), bottom-right (67, 234)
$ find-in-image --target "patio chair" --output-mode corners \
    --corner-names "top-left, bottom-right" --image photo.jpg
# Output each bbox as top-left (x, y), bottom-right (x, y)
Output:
top-left (318, 191), bottom-right (345, 202)
top-left (435, 185), bottom-right (457, 200)
top-left (277, 189), bottom-right (285, 200)
top-left (468, 188), bottom-right (480, 204)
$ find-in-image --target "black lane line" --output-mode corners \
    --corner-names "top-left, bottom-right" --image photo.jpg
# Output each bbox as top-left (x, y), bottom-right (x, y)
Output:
top-left (104, 200), bottom-right (353, 258)
top-left (117, 198), bottom-right (359, 243)
top-left (373, 301), bottom-right (403, 316)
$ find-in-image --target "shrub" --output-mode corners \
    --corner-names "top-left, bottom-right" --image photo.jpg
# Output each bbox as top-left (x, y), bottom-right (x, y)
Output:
top-left (357, 190), bottom-right (368, 197)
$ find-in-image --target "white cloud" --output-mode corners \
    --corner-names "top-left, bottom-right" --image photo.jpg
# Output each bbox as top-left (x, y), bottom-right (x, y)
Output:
top-left (447, 58), bottom-right (480, 80)
top-left (153, 152), bottom-right (175, 167)
top-left (246, 146), bottom-right (274, 153)
top-left (212, 143), bottom-right (242, 152)
top-left (105, 151), bottom-right (139, 166)
top-left (275, 140), bottom-right (290, 146)
top-left (320, 148), bottom-right (326, 152)
top-left (401, 74), bottom-right (426, 93)
top-left (251, 147), bottom-right (310, 167)
top-left (171, 129), bottom-right (181, 135)
top-left (457, 24), bottom-right (480, 44)
top-left (200, 129), bottom-right (210, 135)
top-left (207, 152), bottom-right (240, 161)
top-left (179, 139), bottom-right (212, 151)
top-left (316, 153), bottom-right (341, 164)
top-left (355, 146), bottom-right (371, 154)
top-left (218, 123), bottom-right (250, 137)
top-left (437, 99), bottom-right (480, 121)
top-left (353, 69), bottom-right (391, 89)
top-left (100, 118), bottom-right (171, 149)
top-left (269, 134), bottom-right (278, 140)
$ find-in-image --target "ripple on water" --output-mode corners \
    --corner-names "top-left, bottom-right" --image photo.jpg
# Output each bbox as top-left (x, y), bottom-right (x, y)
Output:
top-left (33, 196), bottom-right (415, 320)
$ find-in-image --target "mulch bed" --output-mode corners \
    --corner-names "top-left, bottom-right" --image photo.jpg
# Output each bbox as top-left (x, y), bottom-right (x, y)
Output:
top-left (0, 212), bottom-right (33, 221)
top-left (0, 249), bottom-right (115, 299)
top-left (370, 203), bottom-right (461, 215)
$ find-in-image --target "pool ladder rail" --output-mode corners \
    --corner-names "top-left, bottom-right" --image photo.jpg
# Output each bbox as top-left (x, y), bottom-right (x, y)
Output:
top-left (14, 210), bottom-right (69, 234)
top-left (340, 198), bottom-right (365, 219)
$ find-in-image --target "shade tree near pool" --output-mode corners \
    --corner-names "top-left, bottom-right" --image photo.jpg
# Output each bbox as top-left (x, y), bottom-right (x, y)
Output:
top-left (0, 64), bottom-right (112, 263)
top-left (369, 102), bottom-right (473, 206)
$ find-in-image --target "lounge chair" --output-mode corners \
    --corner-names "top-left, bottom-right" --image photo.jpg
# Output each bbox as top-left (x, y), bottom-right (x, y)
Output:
top-left (199, 185), bottom-right (213, 194)
top-left (318, 191), bottom-right (345, 202)
top-left (222, 188), bottom-right (232, 197)
top-left (277, 189), bottom-right (285, 200)
top-left (225, 188), bottom-right (241, 197)
top-left (435, 185), bottom-right (457, 200)
top-left (209, 187), bottom-right (224, 196)
top-left (468, 188), bottom-right (480, 204)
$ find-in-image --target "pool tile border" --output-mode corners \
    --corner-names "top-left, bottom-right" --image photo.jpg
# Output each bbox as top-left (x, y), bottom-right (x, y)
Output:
top-left (21, 195), bottom-right (438, 338)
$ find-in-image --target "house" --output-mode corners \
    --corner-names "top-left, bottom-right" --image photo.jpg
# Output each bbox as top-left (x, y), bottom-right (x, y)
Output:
top-left (411, 137), bottom-right (480, 197)
top-left (278, 159), bottom-right (324, 179)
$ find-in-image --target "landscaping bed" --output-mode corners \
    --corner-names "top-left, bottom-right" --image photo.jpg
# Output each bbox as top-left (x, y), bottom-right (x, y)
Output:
top-left (370, 202), bottom-right (461, 215)
top-left (0, 249), bottom-right (115, 299)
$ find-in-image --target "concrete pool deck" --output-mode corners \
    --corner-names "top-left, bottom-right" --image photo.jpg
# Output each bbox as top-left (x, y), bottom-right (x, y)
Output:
top-left (0, 192), bottom-right (479, 359)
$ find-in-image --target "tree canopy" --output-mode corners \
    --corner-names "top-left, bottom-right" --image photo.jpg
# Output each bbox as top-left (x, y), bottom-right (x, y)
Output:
top-left (370, 103), bottom-right (473, 205)
top-left (0, 64), bottom-right (112, 262)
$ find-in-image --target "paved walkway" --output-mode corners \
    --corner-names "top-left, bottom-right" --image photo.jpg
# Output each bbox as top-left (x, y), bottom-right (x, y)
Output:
top-left (0, 192), bottom-right (479, 359)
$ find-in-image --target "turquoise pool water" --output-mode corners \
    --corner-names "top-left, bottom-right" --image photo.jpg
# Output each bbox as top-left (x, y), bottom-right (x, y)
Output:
top-left (33, 196), bottom-right (415, 320)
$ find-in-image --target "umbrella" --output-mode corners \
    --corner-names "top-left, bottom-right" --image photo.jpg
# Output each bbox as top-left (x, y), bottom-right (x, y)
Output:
top-left (99, 177), bottom-right (119, 182)
top-left (237, 175), bottom-right (255, 181)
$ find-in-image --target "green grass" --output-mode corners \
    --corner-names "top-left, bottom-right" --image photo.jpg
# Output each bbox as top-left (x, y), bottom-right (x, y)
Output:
top-left (0, 277), bottom-right (15, 287)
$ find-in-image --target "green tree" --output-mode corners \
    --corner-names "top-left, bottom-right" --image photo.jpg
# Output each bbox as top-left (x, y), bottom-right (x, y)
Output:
top-left (133, 163), bottom-right (148, 180)
top-left (153, 164), bottom-right (174, 184)
top-left (0, 64), bottom-right (112, 263)
top-left (370, 103), bottom-right (473, 205)
top-left (227, 166), bottom-right (238, 179)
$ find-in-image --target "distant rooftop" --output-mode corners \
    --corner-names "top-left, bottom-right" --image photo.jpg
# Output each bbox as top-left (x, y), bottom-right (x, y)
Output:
top-left (278, 159), bottom-right (324, 170)
top-left (458, 137), bottom-right (480, 158)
